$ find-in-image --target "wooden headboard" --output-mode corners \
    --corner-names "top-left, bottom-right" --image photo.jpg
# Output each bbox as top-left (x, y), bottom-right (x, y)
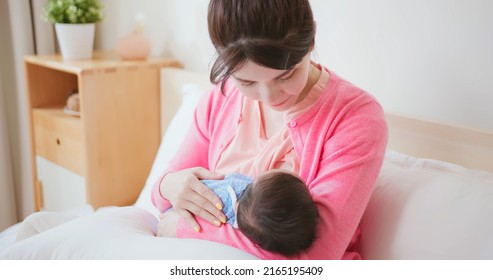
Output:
top-left (160, 68), bottom-right (211, 138)
top-left (160, 67), bottom-right (493, 173)
top-left (386, 113), bottom-right (493, 173)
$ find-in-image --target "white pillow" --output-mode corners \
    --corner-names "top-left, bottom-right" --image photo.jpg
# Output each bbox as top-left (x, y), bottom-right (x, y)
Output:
top-left (0, 207), bottom-right (257, 259)
top-left (135, 84), bottom-right (205, 217)
top-left (359, 150), bottom-right (493, 259)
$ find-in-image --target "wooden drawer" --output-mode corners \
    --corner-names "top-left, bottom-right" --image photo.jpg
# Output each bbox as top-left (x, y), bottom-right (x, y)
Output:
top-left (33, 107), bottom-right (85, 176)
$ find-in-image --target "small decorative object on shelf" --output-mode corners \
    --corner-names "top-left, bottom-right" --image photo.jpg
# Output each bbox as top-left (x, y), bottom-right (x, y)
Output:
top-left (43, 0), bottom-right (104, 60)
top-left (116, 13), bottom-right (151, 60)
top-left (64, 90), bottom-right (80, 116)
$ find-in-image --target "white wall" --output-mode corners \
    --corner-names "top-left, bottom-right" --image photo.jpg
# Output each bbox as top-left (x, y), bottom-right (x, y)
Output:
top-left (96, 0), bottom-right (214, 72)
top-left (97, 0), bottom-right (493, 131)
top-left (312, 0), bottom-right (493, 131)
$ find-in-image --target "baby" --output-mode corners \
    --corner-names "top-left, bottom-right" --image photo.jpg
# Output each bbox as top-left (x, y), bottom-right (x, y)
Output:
top-left (200, 170), bottom-right (319, 256)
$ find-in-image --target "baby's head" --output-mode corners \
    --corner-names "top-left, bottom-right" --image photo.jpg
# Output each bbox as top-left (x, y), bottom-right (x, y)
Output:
top-left (236, 170), bottom-right (319, 256)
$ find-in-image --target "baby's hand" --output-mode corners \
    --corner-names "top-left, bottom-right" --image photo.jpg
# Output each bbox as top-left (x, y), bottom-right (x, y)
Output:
top-left (156, 210), bottom-right (180, 237)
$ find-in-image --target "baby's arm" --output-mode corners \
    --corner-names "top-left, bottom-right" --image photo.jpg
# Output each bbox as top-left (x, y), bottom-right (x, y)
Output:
top-left (156, 210), bottom-right (180, 237)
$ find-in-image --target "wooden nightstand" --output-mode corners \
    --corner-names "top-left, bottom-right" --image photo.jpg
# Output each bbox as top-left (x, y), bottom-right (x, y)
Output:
top-left (24, 51), bottom-right (180, 211)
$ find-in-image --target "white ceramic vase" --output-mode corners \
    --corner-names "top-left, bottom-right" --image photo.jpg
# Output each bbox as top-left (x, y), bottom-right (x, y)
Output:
top-left (55, 23), bottom-right (95, 60)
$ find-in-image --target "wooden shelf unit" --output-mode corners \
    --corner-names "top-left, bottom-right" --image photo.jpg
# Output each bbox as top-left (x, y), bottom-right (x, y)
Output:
top-left (24, 51), bottom-right (181, 211)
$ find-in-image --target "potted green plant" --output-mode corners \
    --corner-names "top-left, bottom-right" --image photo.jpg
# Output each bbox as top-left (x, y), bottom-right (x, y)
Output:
top-left (44, 0), bottom-right (104, 60)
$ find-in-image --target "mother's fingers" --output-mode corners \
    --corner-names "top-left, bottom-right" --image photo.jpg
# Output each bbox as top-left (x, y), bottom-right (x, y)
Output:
top-left (177, 196), bottom-right (225, 227)
top-left (161, 167), bottom-right (227, 229)
top-left (175, 208), bottom-right (201, 233)
top-left (192, 167), bottom-right (225, 181)
top-left (191, 168), bottom-right (225, 209)
top-left (189, 177), bottom-right (225, 213)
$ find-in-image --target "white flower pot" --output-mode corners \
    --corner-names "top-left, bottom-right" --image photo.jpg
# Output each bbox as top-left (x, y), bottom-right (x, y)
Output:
top-left (55, 23), bottom-right (95, 60)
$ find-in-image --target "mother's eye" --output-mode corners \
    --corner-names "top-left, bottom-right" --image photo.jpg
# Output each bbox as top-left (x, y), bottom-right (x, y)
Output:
top-left (241, 81), bottom-right (255, 87)
top-left (277, 70), bottom-right (296, 82)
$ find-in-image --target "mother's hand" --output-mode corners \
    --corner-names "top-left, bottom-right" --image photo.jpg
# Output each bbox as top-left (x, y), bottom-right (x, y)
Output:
top-left (159, 167), bottom-right (226, 232)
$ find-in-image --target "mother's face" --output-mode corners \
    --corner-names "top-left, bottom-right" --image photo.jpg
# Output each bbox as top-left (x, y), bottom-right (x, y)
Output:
top-left (231, 54), bottom-right (312, 111)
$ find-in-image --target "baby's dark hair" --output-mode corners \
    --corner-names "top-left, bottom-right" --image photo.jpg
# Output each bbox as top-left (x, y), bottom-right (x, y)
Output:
top-left (236, 171), bottom-right (319, 256)
top-left (207, 0), bottom-right (315, 87)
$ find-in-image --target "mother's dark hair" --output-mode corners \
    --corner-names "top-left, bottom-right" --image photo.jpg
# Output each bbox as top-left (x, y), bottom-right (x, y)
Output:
top-left (207, 0), bottom-right (316, 86)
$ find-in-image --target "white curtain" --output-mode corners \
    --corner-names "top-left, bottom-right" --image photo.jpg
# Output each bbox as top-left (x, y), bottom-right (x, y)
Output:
top-left (0, 67), bottom-right (17, 232)
top-left (0, 0), bottom-right (55, 231)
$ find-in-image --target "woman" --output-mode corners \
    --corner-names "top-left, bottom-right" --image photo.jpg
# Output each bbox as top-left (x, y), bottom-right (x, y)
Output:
top-left (152, 0), bottom-right (388, 259)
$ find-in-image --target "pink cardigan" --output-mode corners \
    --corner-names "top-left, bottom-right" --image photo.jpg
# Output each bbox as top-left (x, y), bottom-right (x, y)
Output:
top-left (151, 67), bottom-right (388, 259)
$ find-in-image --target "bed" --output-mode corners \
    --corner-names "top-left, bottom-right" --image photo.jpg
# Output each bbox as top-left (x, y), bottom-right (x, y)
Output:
top-left (1, 67), bottom-right (492, 259)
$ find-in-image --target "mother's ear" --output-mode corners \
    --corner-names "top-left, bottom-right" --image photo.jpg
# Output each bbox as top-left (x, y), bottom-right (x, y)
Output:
top-left (310, 21), bottom-right (317, 51)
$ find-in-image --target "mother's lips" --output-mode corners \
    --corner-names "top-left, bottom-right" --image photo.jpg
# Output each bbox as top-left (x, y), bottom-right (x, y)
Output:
top-left (270, 98), bottom-right (289, 107)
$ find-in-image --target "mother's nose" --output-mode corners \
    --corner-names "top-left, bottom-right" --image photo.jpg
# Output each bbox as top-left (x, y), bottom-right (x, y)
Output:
top-left (258, 83), bottom-right (279, 103)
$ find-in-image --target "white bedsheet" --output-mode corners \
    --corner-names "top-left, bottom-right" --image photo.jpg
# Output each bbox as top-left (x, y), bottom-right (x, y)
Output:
top-left (0, 206), bottom-right (257, 259)
top-left (0, 223), bottom-right (20, 253)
